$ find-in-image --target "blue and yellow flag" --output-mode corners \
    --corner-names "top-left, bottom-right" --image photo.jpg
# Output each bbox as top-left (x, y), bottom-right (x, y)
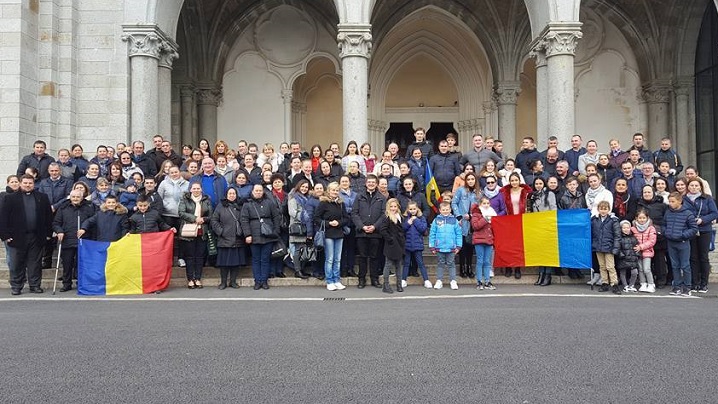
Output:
top-left (425, 158), bottom-right (441, 213)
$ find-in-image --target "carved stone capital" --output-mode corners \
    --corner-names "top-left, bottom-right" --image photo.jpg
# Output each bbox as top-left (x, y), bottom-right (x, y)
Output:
top-left (337, 25), bottom-right (372, 59)
top-left (642, 82), bottom-right (672, 104)
top-left (673, 78), bottom-right (693, 98)
top-left (282, 89), bottom-right (294, 104)
top-left (482, 101), bottom-right (494, 115)
top-left (292, 101), bottom-right (307, 114)
top-left (529, 41), bottom-right (548, 68)
top-left (542, 22), bottom-right (583, 58)
top-left (196, 88), bottom-right (222, 106)
top-left (158, 41), bottom-right (179, 69)
top-left (179, 85), bottom-right (195, 99)
top-left (494, 83), bottom-right (521, 105)
top-left (122, 32), bottom-right (162, 59)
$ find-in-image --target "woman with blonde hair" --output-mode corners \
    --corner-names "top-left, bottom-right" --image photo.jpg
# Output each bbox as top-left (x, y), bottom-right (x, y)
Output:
top-left (379, 198), bottom-right (406, 293)
top-left (256, 143), bottom-right (284, 173)
top-left (314, 181), bottom-right (348, 291)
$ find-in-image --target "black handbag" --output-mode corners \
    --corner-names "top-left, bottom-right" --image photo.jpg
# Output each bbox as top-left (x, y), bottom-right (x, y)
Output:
top-left (299, 243), bottom-right (318, 263)
top-left (313, 220), bottom-right (326, 249)
top-left (253, 204), bottom-right (276, 238)
top-left (288, 222), bottom-right (307, 236)
top-left (271, 239), bottom-right (287, 259)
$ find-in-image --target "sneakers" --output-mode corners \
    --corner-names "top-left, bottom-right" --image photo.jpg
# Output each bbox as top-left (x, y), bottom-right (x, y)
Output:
top-left (624, 285), bottom-right (637, 293)
top-left (401, 280), bottom-right (407, 288)
top-left (485, 282), bottom-right (496, 290)
top-left (326, 283), bottom-right (337, 291)
top-left (697, 286), bottom-right (708, 294)
top-left (669, 287), bottom-right (681, 295)
top-left (177, 258), bottom-right (186, 267)
top-left (334, 282), bottom-right (346, 290)
top-left (638, 283), bottom-right (648, 292)
top-left (433, 280), bottom-right (443, 290)
top-left (423, 280), bottom-right (433, 289)
top-left (681, 287), bottom-right (692, 297)
top-left (450, 280), bottom-right (458, 290)
top-left (646, 284), bottom-right (656, 293)
top-left (477, 282), bottom-right (484, 290)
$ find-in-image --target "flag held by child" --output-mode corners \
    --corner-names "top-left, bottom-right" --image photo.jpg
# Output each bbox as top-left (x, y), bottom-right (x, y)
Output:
top-left (425, 158), bottom-right (441, 213)
top-left (492, 209), bottom-right (591, 269)
top-left (77, 230), bottom-right (174, 295)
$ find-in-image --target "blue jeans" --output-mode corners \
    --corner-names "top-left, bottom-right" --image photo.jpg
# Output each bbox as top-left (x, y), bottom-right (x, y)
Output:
top-left (4, 241), bottom-right (12, 271)
top-left (250, 243), bottom-right (273, 283)
top-left (436, 251), bottom-right (456, 281)
top-left (474, 244), bottom-right (493, 283)
top-left (324, 238), bottom-right (343, 284)
top-left (667, 240), bottom-right (691, 288)
top-left (402, 250), bottom-right (428, 281)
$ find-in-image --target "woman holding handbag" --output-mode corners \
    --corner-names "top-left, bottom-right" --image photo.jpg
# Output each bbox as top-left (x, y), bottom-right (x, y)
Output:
top-left (240, 184), bottom-right (282, 290)
top-left (178, 182), bottom-right (213, 289)
top-left (210, 187), bottom-right (246, 289)
top-left (288, 179), bottom-right (311, 279)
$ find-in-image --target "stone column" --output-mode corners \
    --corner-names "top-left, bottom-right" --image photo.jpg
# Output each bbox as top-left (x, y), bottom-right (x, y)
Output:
top-left (642, 81), bottom-right (672, 149)
top-left (158, 42), bottom-right (178, 142)
top-left (196, 87), bottom-right (222, 143)
top-left (674, 79), bottom-right (691, 159)
top-left (338, 24), bottom-right (372, 148)
top-left (282, 90), bottom-right (293, 143)
top-left (543, 22), bottom-right (582, 146)
top-left (530, 44), bottom-right (549, 148)
top-left (122, 25), bottom-right (163, 147)
top-left (495, 82), bottom-right (521, 156)
top-left (179, 85), bottom-right (195, 147)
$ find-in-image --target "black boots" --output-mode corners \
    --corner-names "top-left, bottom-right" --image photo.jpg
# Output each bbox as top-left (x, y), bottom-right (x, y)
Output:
top-left (228, 267), bottom-right (239, 288)
top-left (459, 264), bottom-right (467, 278)
top-left (466, 264), bottom-right (475, 279)
top-left (611, 284), bottom-right (622, 294)
top-left (534, 273), bottom-right (544, 286)
top-left (219, 267), bottom-right (228, 290)
top-left (382, 281), bottom-right (393, 294)
top-left (504, 268), bottom-right (513, 277)
top-left (371, 279), bottom-right (382, 288)
top-left (598, 283), bottom-right (610, 292)
top-left (294, 270), bottom-right (309, 279)
top-left (396, 279), bottom-right (403, 293)
top-left (514, 268), bottom-right (522, 279)
top-left (540, 274), bottom-right (552, 286)
top-left (357, 278), bottom-right (366, 289)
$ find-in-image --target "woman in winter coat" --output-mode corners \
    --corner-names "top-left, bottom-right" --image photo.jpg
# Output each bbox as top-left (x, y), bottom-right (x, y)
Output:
top-left (397, 176), bottom-right (430, 218)
top-left (304, 182), bottom-right (325, 279)
top-left (401, 201), bottom-right (429, 289)
top-left (612, 178), bottom-right (637, 221)
top-left (529, 177), bottom-right (558, 285)
top-left (231, 171), bottom-right (253, 201)
top-left (314, 182), bottom-right (348, 291)
top-left (240, 184), bottom-right (282, 290)
top-left (684, 179), bottom-right (718, 292)
top-left (339, 175), bottom-right (358, 278)
top-left (178, 182), bottom-right (213, 289)
top-left (481, 176), bottom-right (506, 216)
top-left (585, 173), bottom-right (613, 216)
top-left (315, 160), bottom-right (339, 189)
top-left (498, 172), bottom-right (533, 279)
top-left (157, 165), bottom-right (189, 233)
top-left (636, 185), bottom-right (668, 287)
top-left (106, 162), bottom-right (127, 194)
top-left (287, 180), bottom-right (311, 279)
top-left (379, 198), bottom-right (406, 293)
top-left (452, 172), bottom-right (480, 279)
top-left (210, 187), bottom-right (246, 289)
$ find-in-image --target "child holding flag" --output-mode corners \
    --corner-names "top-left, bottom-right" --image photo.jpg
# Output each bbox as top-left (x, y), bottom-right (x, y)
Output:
top-left (429, 202), bottom-right (463, 290)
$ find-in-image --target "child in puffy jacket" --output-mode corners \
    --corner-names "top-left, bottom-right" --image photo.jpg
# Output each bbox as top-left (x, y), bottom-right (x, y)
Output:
top-left (616, 220), bottom-right (640, 292)
top-left (429, 202), bottom-right (463, 290)
top-left (631, 209), bottom-right (657, 293)
top-left (471, 196), bottom-right (497, 290)
top-left (591, 200), bottom-right (621, 294)
top-left (402, 201), bottom-right (430, 289)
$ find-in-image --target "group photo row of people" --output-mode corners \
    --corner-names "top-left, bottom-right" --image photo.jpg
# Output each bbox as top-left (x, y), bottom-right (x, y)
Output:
top-left (0, 129), bottom-right (714, 296)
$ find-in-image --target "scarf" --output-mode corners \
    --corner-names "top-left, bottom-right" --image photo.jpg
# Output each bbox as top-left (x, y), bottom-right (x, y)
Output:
top-left (634, 218), bottom-right (652, 233)
top-left (585, 184), bottom-right (605, 208)
top-left (614, 192), bottom-right (628, 218)
top-left (191, 194), bottom-right (202, 218)
top-left (482, 186), bottom-right (499, 199)
top-left (687, 192), bottom-right (700, 202)
top-left (479, 205), bottom-right (497, 222)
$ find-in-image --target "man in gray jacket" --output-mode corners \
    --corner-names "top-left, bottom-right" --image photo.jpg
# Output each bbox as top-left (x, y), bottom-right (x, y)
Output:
top-left (459, 134), bottom-right (503, 173)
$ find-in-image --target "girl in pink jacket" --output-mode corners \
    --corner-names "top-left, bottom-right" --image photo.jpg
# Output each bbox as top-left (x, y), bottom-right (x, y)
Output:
top-left (631, 209), bottom-right (657, 293)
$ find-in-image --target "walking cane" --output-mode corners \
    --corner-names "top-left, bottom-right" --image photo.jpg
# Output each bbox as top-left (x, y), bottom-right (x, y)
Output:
top-left (52, 243), bottom-right (62, 295)
top-left (590, 266), bottom-right (594, 291)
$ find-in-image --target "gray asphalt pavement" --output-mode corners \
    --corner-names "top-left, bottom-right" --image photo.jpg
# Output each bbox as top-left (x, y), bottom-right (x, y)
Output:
top-left (0, 287), bottom-right (716, 403)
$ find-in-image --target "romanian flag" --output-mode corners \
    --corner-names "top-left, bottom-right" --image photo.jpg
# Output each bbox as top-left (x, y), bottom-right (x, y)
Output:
top-left (492, 209), bottom-right (591, 268)
top-left (425, 158), bottom-right (441, 213)
top-left (77, 231), bottom-right (174, 295)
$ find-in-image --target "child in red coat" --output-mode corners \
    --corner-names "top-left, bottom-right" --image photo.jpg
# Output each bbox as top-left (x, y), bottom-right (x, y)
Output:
top-left (471, 196), bottom-right (497, 290)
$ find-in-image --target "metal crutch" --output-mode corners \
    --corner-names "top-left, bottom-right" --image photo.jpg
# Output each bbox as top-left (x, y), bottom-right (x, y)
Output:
top-left (52, 243), bottom-right (62, 295)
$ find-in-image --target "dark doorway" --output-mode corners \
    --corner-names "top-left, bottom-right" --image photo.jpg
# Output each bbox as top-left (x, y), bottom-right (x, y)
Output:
top-left (384, 122), bottom-right (415, 156)
top-left (427, 122), bottom-right (458, 150)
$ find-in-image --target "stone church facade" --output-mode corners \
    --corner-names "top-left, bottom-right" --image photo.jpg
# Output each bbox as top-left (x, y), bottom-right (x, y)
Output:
top-left (1, 0), bottom-right (717, 189)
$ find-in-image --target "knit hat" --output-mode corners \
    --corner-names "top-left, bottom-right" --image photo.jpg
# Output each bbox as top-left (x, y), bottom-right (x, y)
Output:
top-left (619, 220), bottom-right (631, 227)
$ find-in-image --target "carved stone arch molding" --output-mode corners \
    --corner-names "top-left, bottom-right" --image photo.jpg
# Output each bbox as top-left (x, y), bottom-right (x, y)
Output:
top-left (254, 5), bottom-right (318, 68)
top-left (574, 7), bottom-right (605, 67)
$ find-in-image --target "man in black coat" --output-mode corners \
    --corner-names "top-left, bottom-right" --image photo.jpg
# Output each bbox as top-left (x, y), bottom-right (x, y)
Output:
top-left (130, 140), bottom-right (158, 177)
top-left (351, 175), bottom-right (387, 288)
top-left (0, 175), bottom-right (54, 295)
top-left (152, 140), bottom-right (183, 172)
top-left (52, 190), bottom-right (95, 292)
top-left (17, 140), bottom-right (56, 179)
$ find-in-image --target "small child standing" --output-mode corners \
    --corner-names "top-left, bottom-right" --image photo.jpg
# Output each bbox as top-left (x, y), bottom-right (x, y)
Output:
top-left (591, 200), bottom-right (622, 294)
top-left (631, 210), bottom-right (657, 293)
top-left (664, 192), bottom-right (698, 296)
top-left (402, 201), bottom-right (431, 289)
top-left (616, 220), bottom-right (640, 292)
top-left (471, 197), bottom-right (497, 290)
top-left (129, 195), bottom-right (174, 234)
top-left (429, 201), bottom-right (463, 290)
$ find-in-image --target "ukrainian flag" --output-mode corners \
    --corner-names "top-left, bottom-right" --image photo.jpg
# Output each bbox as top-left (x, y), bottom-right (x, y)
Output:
top-left (425, 158), bottom-right (441, 213)
top-left (77, 231), bottom-right (174, 295)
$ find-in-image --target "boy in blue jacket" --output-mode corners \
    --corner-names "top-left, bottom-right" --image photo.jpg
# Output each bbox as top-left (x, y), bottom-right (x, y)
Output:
top-left (591, 200), bottom-right (621, 294)
top-left (429, 202), bottom-right (462, 290)
top-left (664, 192), bottom-right (698, 296)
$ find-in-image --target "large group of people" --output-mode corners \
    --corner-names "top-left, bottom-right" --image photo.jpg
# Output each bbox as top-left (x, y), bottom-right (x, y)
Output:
top-left (0, 129), bottom-right (714, 296)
